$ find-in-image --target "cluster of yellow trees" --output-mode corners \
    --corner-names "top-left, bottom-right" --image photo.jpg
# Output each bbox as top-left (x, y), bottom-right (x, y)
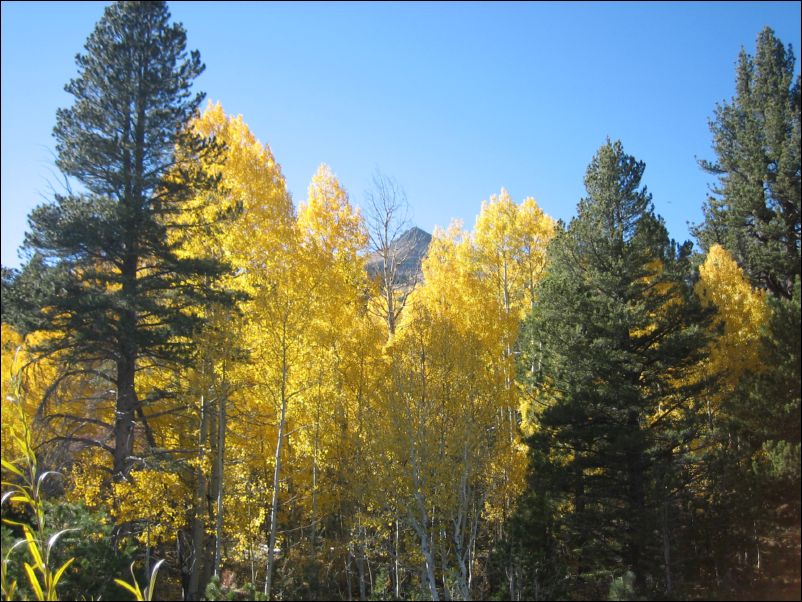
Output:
top-left (1, 102), bottom-right (768, 600)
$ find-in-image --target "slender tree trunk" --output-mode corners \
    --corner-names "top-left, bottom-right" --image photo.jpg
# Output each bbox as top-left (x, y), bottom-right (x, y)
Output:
top-left (178, 529), bottom-right (193, 600)
top-left (463, 498), bottom-right (482, 601)
top-left (312, 398), bottom-right (320, 550)
top-left (452, 452), bottom-right (473, 601)
top-left (410, 492), bottom-right (440, 602)
top-left (420, 530), bottom-right (439, 602)
top-left (247, 486), bottom-right (256, 584)
top-left (754, 520), bottom-right (761, 571)
top-left (394, 519), bottom-right (401, 599)
top-left (439, 529), bottom-right (452, 601)
top-left (188, 393), bottom-right (209, 601)
top-left (383, 247), bottom-right (398, 337)
top-left (366, 535), bottom-right (374, 598)
top-left (346, 552), bottom-right (353, 602)
top-left (662, 500), bottom-right (672, 595)
top-left (357, 523), bottom-right (367, 601)
top-left (213, 385), bottom-right (227, 576)
top-left (265, 349), bottom-right (289, 600)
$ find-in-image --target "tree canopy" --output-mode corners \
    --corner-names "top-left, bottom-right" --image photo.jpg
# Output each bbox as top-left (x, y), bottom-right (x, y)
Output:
top-left (1, 8), bottom-right (799, 602)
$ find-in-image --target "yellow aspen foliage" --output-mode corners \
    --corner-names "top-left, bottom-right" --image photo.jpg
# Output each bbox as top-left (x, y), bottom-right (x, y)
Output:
top-left (2, 325), bottom-right (111, 467)
top-left (482, 437), bottom-right (530, 523)
top-left (287, 166), bottom-right (376, 537)
top-left (380, 195), bottom-right (554, 595)
top-left (474, 189), bottom-right (556, 320)
top-left (515, 196), bottom-right (558, 311)
top-left (1, 325), bottom-right (31, 460)
top-left (112, 468), bottom-right (190, 544)
top-left (473, 191), bottom-right (555, 477)
top-left (2, 325), bottom-right (122, 524)
top-left (297, 164), bottom-right (369, 353)
top-left (472, 191), bottom-right (556, 515)
top-left (67, 447), bottom-right (112, 508)
top-left (219, 460), bottom-right (268, 561)
top-left (172, 102), bottom-right (299, 577)
top-left (299, 164), bottom-right (367, 265)
top-left (696, 244), bottom-right (768, 394)
top-left (177, 105), bottom-right (380, 592)
top-left (181, 100), bottom-right (295, 271)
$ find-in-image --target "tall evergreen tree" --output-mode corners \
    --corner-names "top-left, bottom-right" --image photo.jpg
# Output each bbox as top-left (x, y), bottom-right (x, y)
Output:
top-left (693, 27), bottom-right (800, 300)
top-left (509, 140), bottom-right (709, 599)
top-left (693, 28), bottom-right (801, 593)
top-left (3, 1), bottom-right (230, 480)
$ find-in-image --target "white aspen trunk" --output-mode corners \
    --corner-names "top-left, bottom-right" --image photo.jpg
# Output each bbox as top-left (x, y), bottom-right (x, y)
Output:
top-left (312, 397), bottom-right (320, 550)
top-left (247, 488), bottom-right (256, 584)
top-left (346, 552), bottom-right (353, 602)
top-left (452, 450), bottom-right (471, 601)
top-left (365, 526), bottom-right (374, 597)
top-left (357, 522), bottom-right (367, 601)
top-left (410, 491), bottom-right (440, 601)
top-left (394, 519), bottom-right (401, 599)
top-left (754, 521), bottom-right (761, 570)
top-left (439, 530), bottom-right (452, 602)
top-left (188, 392), bottom-right (209, 601)
top-left (502, 256), bottom-right (510, 314)
top-left (213, 387), bottom-right (227, 577)
top-left (467, 499), bottom-right (482, 593)
top-left (264, 346), bottom-right (289, 599)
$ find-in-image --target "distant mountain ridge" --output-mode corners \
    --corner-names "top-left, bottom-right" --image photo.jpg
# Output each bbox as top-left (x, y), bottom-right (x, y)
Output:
top-left (366, 226), bottom-right (432, 284)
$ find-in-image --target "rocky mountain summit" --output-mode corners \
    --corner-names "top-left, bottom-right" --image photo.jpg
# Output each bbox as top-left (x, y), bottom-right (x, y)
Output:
top-left (366, 226), bottom-right (431, 284)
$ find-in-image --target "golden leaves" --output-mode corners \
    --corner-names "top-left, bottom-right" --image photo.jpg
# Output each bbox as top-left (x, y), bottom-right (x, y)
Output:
top-left (112, 469), bottom-right (189, 544)
top-left (385, 190), bottom-right (555, 531)
top-left (696, 244), bottom-right (768, 392)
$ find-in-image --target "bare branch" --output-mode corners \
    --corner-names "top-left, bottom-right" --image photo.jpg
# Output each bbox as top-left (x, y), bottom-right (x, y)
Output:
top-left (364, 170), bottom-right (430, 335)
top-left (39, 435), bottom-right (114, 455)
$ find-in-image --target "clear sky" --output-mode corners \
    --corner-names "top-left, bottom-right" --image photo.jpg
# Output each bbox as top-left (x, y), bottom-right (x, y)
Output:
top-left (2, 1), bottom-right (800, 269)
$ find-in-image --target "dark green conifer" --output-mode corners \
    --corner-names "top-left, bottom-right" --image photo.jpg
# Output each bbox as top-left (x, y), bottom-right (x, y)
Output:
top-left (4, 1), bottom-right (229, 480)
top-left (511, 140), bottom-right (709, 598)
top-left (694, 28), bottom-right (800, 592)
top-left (694, 27), bottom-right (800, 300)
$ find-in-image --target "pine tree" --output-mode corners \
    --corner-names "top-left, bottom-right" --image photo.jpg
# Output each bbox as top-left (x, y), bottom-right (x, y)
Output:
top-left (512, 140), bottom-right (709, 598)
top-left (693, 27), bottom-right (800, 300)
top-left (693, 28), bottom-right (801, 592)
top-left (3, 1), bottom-right (230, 481)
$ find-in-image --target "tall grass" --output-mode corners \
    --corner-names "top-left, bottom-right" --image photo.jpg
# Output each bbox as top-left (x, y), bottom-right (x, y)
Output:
top-left (1, 372), bottom-right (74, 601)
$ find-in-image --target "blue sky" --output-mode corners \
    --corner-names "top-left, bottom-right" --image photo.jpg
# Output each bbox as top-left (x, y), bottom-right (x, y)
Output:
top-left (2, 1), bottom-right (800, 268)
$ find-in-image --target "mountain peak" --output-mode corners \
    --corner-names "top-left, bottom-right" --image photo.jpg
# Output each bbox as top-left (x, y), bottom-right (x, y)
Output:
top-left (397, 226), bottom-right (430, 241)
top-left (394, 226), bottom-right (432, 252)
top-left (366, 226), bottom-right (431, 283)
